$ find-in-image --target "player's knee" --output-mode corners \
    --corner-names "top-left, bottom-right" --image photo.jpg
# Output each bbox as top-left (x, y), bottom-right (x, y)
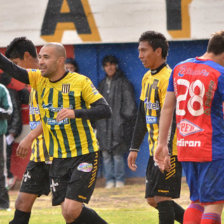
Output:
top-left (15, 195), bottom-right (26, 210)
top-left (62, 209), bottom-right (73, 222)
top-left (15, 193), bottom-right (36, 212)
top-left (146, 198), bottom-right (157, 208)
top-left (62, 201), bottom-right (82, 222)
top-left (62, 209), bottom-right (80, 223)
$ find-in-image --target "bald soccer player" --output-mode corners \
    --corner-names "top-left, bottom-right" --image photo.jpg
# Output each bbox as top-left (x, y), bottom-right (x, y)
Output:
top-left (0, 42), bottom-right (111, 224)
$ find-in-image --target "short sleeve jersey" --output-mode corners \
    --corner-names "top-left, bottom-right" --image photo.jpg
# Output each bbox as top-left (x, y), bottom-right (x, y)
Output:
top-left (168, 57), bottom-right (224, 162)
top-left (29, 88), bottom-right (50, 162)
top-left (28, 70), bottom-right (103, 158)
top-left (140, 65), bottom-right (177, 156)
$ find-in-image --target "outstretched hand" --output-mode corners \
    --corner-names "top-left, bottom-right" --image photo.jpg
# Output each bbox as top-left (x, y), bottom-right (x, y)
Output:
top-left (154, 144), bottom-right (171, 172)
top-left (127, 151), bottom-right (138, 171)
top-left (16, 136), bottom-right (33, 158)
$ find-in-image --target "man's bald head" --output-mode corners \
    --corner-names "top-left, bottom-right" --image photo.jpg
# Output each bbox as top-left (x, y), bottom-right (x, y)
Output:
top-left (42, 42), bottom-right (66, 58)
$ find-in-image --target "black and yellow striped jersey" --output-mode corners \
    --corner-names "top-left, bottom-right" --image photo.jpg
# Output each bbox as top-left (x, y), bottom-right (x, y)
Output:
top-left (28, 70), bottom-right (102, 158)
top-left (140, 65), bottom-right (177, 156)
top-left (29, 88), bottom-right (50, 162)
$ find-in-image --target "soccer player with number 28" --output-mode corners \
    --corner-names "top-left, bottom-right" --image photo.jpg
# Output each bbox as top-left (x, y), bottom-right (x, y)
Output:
top-left (155, 30), bottom-right (224, 224)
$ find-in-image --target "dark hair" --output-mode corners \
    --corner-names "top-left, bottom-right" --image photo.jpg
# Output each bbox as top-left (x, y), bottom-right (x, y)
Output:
top-left (65, 58), bottom-right (79, 72)
top-left (102, 55), bottom-right (118, 67)
top-left (207, 31), bottom-right (224, 55)
top-left (139, 31), bottom-right (169, 59)
top-left (5, 37), bottom-right (37, 59)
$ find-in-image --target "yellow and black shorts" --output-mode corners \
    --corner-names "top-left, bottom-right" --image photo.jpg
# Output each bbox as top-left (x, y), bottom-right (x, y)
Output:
top-left (20, 161), bottom-right (50, 197)
top-left (145, 156), bottom-right (182, 199)
top-left (50, 152), bottom-right (99, 206)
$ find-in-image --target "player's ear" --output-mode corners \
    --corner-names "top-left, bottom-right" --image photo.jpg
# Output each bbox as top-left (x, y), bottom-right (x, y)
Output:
top-left (24, 51), bottom-right (32, 61)
top-left (155, 47), bottom-right (162, 57)
top-left (220, 52), bottom-right (224, 67)
top-left (58, 57), bottom-right (65, 65)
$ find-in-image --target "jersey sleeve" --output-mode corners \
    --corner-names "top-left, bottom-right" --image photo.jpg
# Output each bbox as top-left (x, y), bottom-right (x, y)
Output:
top-left (82, 77), bottom-right (103, 104)
top-left (27, 69), bottom-right (42, 90)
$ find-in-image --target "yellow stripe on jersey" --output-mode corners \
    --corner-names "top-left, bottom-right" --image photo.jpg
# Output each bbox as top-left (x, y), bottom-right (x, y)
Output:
top-left (29, 88), bottom-right (50, 162)
top-left (140, 65), bottom-right (177, 156)
top-left (27, 70), bottom-right (102, 158)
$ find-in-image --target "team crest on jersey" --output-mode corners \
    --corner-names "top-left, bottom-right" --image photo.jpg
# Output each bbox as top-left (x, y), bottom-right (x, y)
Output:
top-left (62, 84), bottom-right (70, 93)
top-left (177, 119), bottom-right (203, 136)
top-left (152, 79), bottom-right (159, 89)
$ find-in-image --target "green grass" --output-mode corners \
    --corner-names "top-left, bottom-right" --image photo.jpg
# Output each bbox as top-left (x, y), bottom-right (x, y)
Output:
top-left (1, 178), bottom-right (224, 224)
top-left (0, 207), bottom-right (171, 224)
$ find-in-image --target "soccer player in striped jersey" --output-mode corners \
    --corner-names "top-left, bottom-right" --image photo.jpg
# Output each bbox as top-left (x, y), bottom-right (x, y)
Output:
top-left (155, 30), bottom-right (224, 224)
top-left (128, 31), bottom-right (184, 224)
top-left (0, 41), bottom-right (111, 224)
top-left (5, 37), bottom-right (51, 224)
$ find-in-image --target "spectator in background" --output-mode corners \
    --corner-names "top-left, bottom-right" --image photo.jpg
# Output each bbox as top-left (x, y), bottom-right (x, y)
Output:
top-left (95, 55), bottom-right (137, 189)
top-left (0, 73), bottom-right (25, 189)
top-left (0, 73), bottom-right (23, 190)
top-left (6, 88), bottom-right (22, 189)
top-left (0, 83), bottom-right (13, 210)
top-left (65, 57), bottom-right (79, 73)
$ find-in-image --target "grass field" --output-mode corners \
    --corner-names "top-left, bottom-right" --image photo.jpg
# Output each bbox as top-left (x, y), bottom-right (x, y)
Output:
top-left (0, 178), bottom-right (223, 224)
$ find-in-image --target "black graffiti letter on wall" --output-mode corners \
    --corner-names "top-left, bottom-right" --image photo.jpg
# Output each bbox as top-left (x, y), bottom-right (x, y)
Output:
top-left (166, 0), bottom-right (192, 38)
top-left (41, 0), bottom-right (101, 42)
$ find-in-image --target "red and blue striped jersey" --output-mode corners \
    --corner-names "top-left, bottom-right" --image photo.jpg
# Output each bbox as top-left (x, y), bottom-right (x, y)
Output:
top-left (168, 57), bottom-right (224, 162)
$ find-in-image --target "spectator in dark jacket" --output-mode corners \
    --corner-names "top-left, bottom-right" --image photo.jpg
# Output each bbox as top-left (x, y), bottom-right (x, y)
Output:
top-left (95, 55), bottom-right (137, 188)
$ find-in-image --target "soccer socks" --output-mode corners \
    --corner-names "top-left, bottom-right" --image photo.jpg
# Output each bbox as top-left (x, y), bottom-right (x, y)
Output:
top-left (173, 201), bottom-right (185, 223)
top-left (70, 206), bottom-right (107, 224)
top-left (157, 200), bottom-right (175, 224)
top-left (9, 209), bottom-right (31, 224)
top-left (200, 213), bottom-right (221, 224)
top-left (183, 203), bottom-right (204, 224)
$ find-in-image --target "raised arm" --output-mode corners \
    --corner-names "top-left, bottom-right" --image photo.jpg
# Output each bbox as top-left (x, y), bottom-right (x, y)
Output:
top-left (0, 53), bottom-right (29, 84)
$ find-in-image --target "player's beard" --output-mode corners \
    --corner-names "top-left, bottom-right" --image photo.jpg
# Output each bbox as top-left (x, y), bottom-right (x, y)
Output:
top-left (40, 67), bottom-right (50, 78)
top-left (40, 70), bottom-right (50, 78)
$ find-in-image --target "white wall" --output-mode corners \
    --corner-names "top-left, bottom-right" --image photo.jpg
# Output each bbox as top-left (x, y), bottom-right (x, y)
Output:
top-left (0, 0), bottom-right (223, 47)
